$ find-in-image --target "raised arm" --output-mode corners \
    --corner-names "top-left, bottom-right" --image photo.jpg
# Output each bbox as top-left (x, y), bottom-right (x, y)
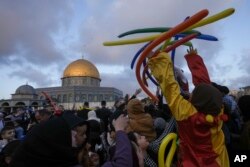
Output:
top-left (185, 46), bottom-right (211, 86)
top-left (148, 52), bottom-right (196, 121)
top-left (102, 115), bottom-right (133, 167)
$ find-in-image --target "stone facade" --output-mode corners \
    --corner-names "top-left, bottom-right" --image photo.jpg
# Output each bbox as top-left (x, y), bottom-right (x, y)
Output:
top-left (0, 59), bottom-right (123, 113)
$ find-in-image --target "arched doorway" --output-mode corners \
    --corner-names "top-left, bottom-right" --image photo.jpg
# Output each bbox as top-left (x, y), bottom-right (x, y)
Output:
top-left (1, 102), bottom-right (11, 114)
top-left (31, 102), bottom-right (39, 109)
top-left (15, 102), bottom-right (25, 108)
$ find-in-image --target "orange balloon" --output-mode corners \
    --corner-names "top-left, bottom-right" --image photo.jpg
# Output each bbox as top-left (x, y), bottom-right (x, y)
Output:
top-left (164, 33), bottom-right (198, 53)
top-left (136, 9), bottom-right (209, 101)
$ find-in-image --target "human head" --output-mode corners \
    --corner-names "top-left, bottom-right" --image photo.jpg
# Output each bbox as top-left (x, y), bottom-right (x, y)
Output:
top-left (174, 66), bottom-right (189, 93)
top-left (88, 151), bottom-right (100, 166)
top-left (35, 109), bottom-right (52, 123)
top-left (87, 110), bottom-right (100, 122)
top-left (127, 98), bottom-right (144, 115)
top-left (84, 102), bottom-right (89, 108)
top-left (220, 86), bottom-right (230, 95)
top-left (211, 82), bottom-right (230, 95)
top-left (114, 98), bottom-right (126, 111)
top-left (191, 83), bottom-right (223, 115)
top-left (9, 112), bottom-right (86, 167)
top-left (128, 132), bottom-right (149, 150)
top-left (238, 95), bottom-right (250, 122)
top-left (71, 121), bottom-right (89, 147)
top-left (101, 100), bottom-right (106, 107)
top-left (61, 112), bottom-right (87, 148)
top-left (1, 126), bottom-right (15, 141)
top-left (154, 117), bottom-right (167, 137)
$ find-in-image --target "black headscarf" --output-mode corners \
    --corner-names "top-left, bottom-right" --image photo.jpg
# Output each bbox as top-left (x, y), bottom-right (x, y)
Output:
top-left (9, 112), bottom-right (85, 167)
top-left (191, 83), bottom-right (223, 115)
top-left (238, 95), bottom-right (250, 121)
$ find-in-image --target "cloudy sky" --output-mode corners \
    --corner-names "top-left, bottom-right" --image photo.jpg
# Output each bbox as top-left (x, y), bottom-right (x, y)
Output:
top-left (0, 0), bottom-right (249, 99)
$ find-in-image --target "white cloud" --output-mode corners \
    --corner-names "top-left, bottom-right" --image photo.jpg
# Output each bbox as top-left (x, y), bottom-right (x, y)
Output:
top-left (0, 0), bottom-right (249, 98)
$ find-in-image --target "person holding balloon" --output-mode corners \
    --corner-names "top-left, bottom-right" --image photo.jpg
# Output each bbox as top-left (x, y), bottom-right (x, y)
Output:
top-left (148, 51), bottom-right (230, 167)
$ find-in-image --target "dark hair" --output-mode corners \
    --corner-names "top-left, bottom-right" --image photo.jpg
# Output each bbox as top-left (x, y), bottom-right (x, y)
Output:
top-left (1, 126), bottom-right (15, 135)
top-left (101, 101), bottom-right (106, 106)
top-left (84, 102), bottom-right (89, 107)
top-left (221, 86), bottom-right (229, 94)
top-left (3, 118), bottom-right (15, 128)
top-left (127, 132), bottom-right (138, 145)
top-left (109, 111), bottom-right (127, 132)
top-left (238, 95), bottom-right (250, 121)
top-left (144, 104), bottom-right (157, 118)
top-left (37, 109), bottom-right (52, 116)
top-left (211, 82), bottom-right (229, 95)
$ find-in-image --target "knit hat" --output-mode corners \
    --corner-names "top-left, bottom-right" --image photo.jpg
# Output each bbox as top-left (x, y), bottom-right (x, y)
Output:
top-left (154, 117), bottom-right (166, 130)
top-left (87, 110), bottom-right (100, 122)
top-left (191, 83), bottom-right (222, 116)
top-left (127, 98), bottom-right (144, 115)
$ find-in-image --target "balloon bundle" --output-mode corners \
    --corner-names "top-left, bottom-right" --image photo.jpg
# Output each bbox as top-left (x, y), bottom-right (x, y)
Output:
top-left (103, 8), bottom-right (235, 102)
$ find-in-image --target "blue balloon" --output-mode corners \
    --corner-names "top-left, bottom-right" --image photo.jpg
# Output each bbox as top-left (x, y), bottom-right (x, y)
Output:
top-left (131, 42), bottom-right (150, 69)
top-left (142, 59), bottom-right (159, 86)
top-left (175, 33), bottom-right (218, 41)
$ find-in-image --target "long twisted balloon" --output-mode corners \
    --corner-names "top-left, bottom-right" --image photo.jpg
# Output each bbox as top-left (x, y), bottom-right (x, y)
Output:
top-left (135, 9), bottom-right (209, 101)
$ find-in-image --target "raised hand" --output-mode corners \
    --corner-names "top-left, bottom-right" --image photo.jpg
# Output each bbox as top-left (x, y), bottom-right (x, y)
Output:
top-left (187, 45), bottom-right (197, 55)
top-left (134, 88), bottom-right (142, 96)
top-left (113, 114), bottom-right (129, 131)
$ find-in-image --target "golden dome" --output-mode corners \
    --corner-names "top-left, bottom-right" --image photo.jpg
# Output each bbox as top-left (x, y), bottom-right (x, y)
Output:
top-left (63, 59), bottom-right (100, 79)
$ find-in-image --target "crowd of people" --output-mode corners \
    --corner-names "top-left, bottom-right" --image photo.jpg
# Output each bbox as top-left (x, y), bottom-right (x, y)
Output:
top-left (0, 47), bottom-right (250, 167)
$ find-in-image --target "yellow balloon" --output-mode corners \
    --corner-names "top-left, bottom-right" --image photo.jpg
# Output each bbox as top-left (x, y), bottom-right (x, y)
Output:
top-left (103, 34), bottom-right (159, 46)
top-left (186, 8), bottom-right (235, 30)
top-left (103, 8), bottom-right (235, 46)
top-left (103, 36), bottom-right (192, 47)
top-left (158, 133), bottom-right (177, 167)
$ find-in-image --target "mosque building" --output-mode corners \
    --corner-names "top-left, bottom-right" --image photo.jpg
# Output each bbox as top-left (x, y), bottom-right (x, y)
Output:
top-left (0, 58), bottom-right (123, 113)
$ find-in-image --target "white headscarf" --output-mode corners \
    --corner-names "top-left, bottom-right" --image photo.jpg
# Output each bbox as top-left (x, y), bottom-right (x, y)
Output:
top-left (87, 110), bottom-right (100, 122)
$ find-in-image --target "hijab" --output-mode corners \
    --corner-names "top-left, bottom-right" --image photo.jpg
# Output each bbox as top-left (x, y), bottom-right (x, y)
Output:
top-left (10, 112), bottom-right (84, 167)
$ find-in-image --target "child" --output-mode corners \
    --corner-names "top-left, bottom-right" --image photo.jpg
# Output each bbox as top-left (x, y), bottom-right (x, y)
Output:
top-left (148, 52), bottom-right (229, 167)
top-left (0, 126), bottom-right (16, 152)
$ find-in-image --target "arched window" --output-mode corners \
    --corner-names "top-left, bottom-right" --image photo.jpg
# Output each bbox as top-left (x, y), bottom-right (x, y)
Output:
top-left (15, 102), bottom-right (25, 108)
top-left (31, 102), bottom-right (38, 108)
top-left (1, 102), bottom-right (11, 114)
top-left (69, 94), bottom-right (73, 102)
top-left (63, 94), bottom-right (67, 103)
top-left (99, 95), bottom-right (103, 101)
top-left (88, 94), bottom-right (92, 102)
top-left (75, 94), bottom-right (80, 102)
top-left (57, 95), bottom-right (61, 103)
top-left (93, 95), bottom-right (98, 102)
top-left (1, 102), bottom-right (9, 107)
